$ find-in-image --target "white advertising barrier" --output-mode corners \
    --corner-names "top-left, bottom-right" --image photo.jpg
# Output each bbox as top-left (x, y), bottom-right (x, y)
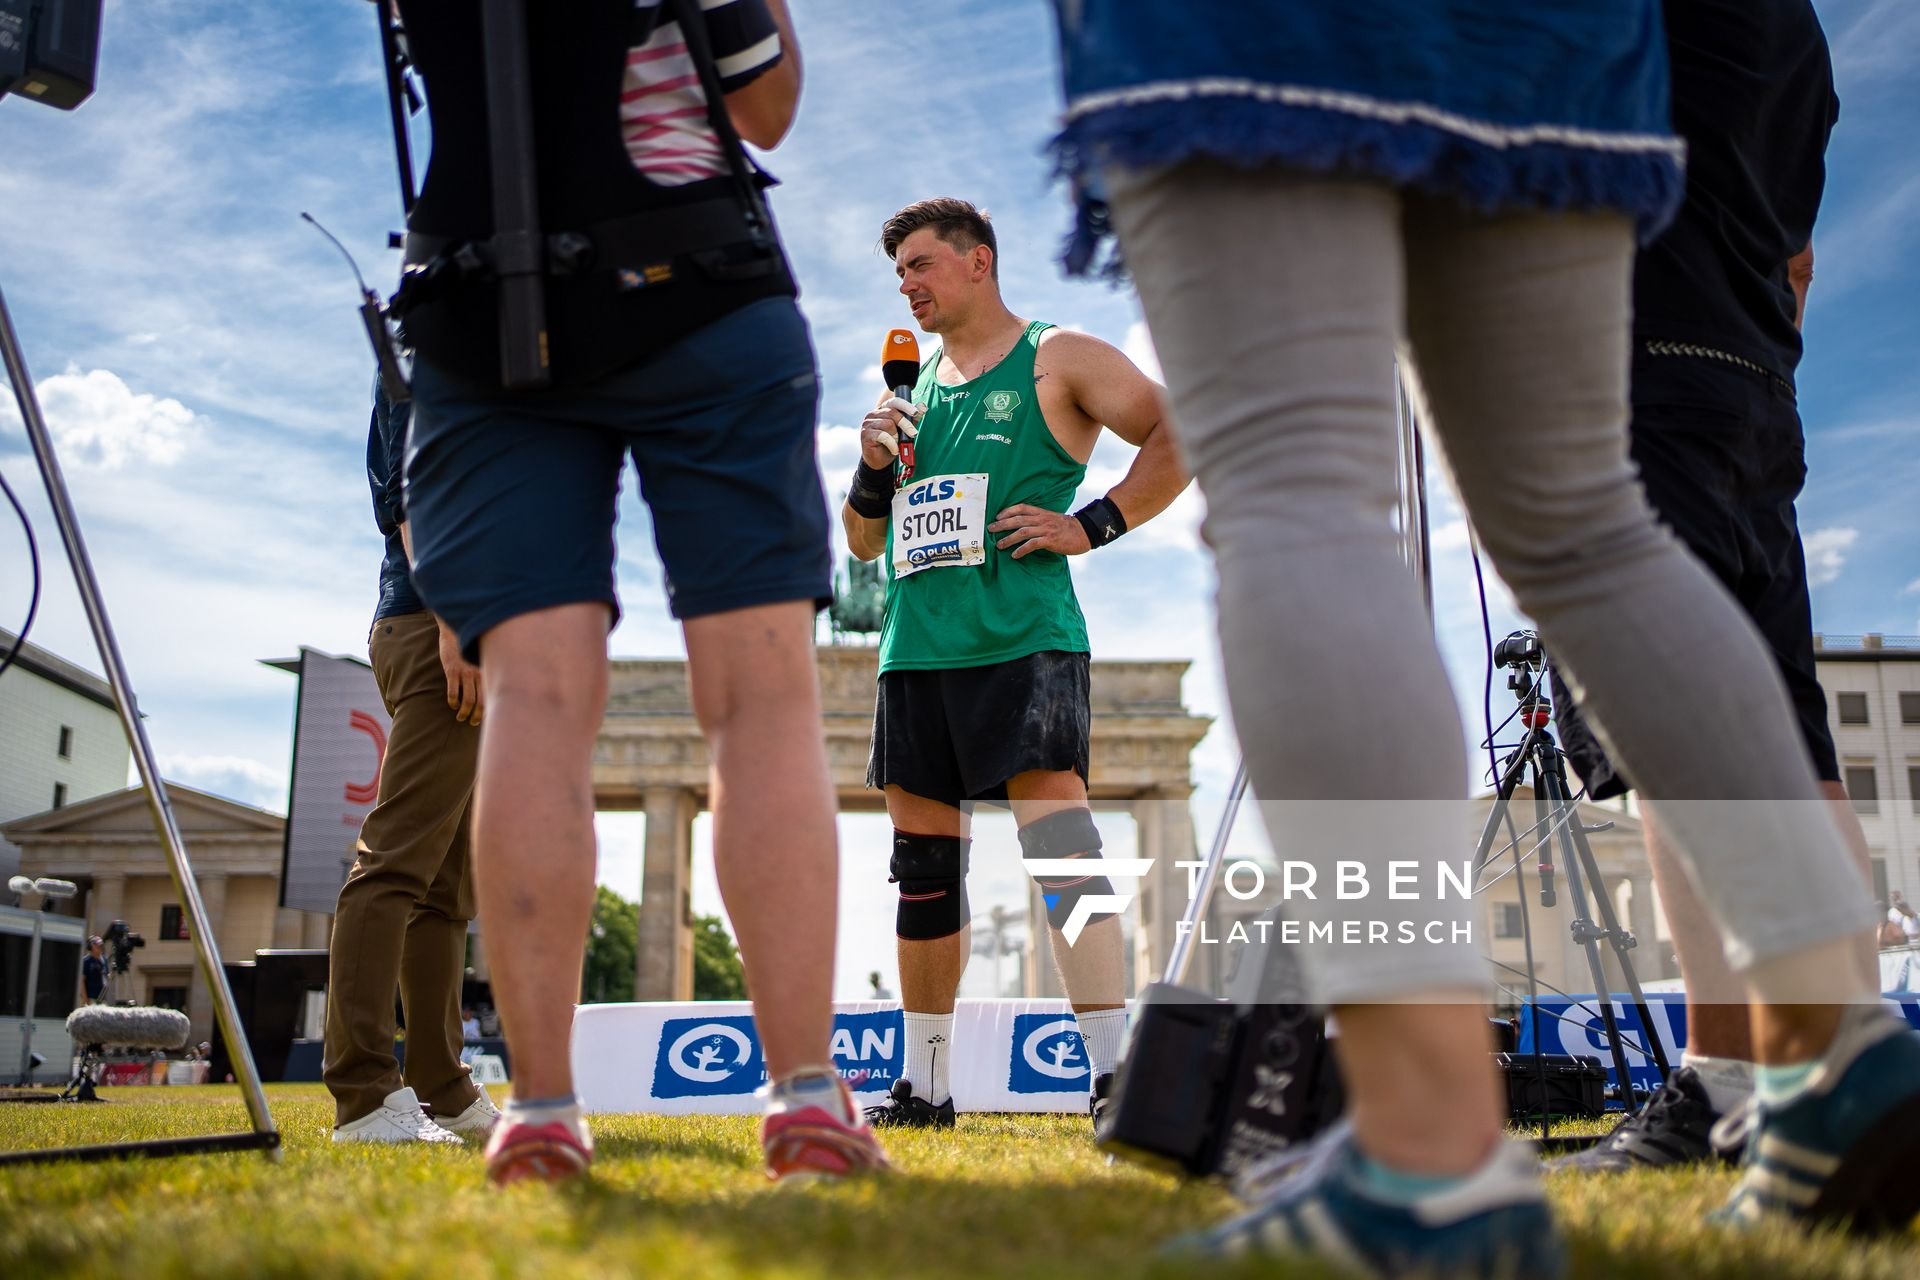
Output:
top-left (281, 648), bottom-right (389, 914)
top-left (572, 999), bottom-right (1111, 1116)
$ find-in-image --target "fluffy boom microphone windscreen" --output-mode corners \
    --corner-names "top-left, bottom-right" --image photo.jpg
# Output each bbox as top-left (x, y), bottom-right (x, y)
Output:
top-left (67, 1005), bottom-right (191, 1050)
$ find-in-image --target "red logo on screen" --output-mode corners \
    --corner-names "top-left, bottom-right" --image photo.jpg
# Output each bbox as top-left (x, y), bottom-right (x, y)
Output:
top-left (345, 709), bottom-right (388, 805)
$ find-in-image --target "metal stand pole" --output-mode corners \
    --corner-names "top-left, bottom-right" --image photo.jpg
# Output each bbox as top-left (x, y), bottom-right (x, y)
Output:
top-left (0, 283), bottom-right (279, 1161)
top-left (16, 912), bottom-right (42, 1084)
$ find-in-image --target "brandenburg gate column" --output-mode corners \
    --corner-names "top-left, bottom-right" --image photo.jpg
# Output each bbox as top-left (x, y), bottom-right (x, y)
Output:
top-left (636, 785), bottom-right (696, 1001)
top-left (1131, 785), bottom-right (1196, 988)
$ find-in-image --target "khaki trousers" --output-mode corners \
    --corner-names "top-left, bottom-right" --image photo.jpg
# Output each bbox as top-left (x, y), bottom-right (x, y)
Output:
top-left (322, 610), bottom-right (481, 1126)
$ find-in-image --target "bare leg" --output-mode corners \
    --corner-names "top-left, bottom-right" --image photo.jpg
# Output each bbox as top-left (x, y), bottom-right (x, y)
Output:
top-left (1007, 768), bottom-right (1125, 1012)
top-left (885, 786), bottom-right (971, 1015)
top-left (1336, 1004), bottom-right (1508, 1174)
top-left (1651, 781), bottom-right (1876, 1062)
top-left (683, 600), bottom-right (841, 1080)
top-left (471, 603), bottom-right (609, 1101)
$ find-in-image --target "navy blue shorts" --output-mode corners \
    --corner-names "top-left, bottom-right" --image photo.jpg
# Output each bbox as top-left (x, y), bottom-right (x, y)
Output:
top-left (404, 298), bottom-right (833, 656)
top-left (1554, 348), bottom-right (1841, 799)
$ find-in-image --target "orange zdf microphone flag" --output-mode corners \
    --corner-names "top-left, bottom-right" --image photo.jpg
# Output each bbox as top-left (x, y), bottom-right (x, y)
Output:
top-left (881, 329), bottom-right (921, 478)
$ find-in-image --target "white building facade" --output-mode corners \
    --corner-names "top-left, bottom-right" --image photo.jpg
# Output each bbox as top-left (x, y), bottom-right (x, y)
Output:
top-left (0, 627), bottom-right (131, 884)
top-left (1817, 633), bottom-right (1920, 911)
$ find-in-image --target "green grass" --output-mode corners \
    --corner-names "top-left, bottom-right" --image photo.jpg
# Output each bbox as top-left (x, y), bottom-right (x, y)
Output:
top-left (1, 1086), bottom-right (1916, 1278)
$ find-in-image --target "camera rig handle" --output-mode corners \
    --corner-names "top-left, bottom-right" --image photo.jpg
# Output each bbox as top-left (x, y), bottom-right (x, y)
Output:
top-left (480, 0), bottom-right (548, 390)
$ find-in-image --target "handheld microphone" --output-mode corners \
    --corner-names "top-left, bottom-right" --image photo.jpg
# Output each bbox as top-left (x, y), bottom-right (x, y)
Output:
top-left (879, 328), bottom-right (922, 471)
top-left (882, 328), bottom-right (920, 400)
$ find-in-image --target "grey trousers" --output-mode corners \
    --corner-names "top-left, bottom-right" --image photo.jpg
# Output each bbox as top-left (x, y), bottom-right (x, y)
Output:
top-left (1106, 164), bottom-right (1873, 1004)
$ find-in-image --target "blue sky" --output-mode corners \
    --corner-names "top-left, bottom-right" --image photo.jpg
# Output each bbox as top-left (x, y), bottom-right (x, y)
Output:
top-left (2, 0), bottom-right (1914, 998)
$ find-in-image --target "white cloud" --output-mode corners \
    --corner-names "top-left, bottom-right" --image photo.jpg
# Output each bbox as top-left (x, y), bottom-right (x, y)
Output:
top-left (5, 366), bottom-right (198, 469)
top-left (1122, 318), bottom-right (1163, 382)
top-left (161, 754), bottom-right (286, 813)
top-left (1903, 577), bottom-right (1920, 595)
top-left (1804, 526), bottom-right (1860, 588)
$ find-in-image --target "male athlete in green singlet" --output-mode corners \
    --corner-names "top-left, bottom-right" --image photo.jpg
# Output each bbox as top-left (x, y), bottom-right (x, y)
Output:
top-left (842, 198), bottom-right (1188, 1129)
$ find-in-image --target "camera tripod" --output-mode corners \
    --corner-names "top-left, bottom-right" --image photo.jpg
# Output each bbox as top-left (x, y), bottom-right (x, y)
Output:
top-left (1470, 634), bottom-right (1672, 1122)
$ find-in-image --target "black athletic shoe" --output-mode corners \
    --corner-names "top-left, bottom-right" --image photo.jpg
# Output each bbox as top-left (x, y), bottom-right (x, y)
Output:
top-left (1550, 1067), bottom-right (1725, 1172)
top-left (864, 1079), bottom-right (955, 1129)
top-left (1091, 1073), bottom-right (1115, 1133)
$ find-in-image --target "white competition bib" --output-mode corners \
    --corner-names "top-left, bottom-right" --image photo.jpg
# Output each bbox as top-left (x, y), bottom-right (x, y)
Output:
top-left (891, 472), bottom-right (990, 579)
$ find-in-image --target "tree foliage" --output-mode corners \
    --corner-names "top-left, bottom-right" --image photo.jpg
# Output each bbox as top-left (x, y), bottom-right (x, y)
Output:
top-left (580, 890), bottom-right (745, 1003)
top-left (693, 913), bottom-right (746, 1000)
top-left (582, 885), bottom-right (638, 1004)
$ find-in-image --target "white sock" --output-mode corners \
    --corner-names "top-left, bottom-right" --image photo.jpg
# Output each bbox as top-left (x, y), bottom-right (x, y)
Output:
top-left (506, 1094), bottom-right (590, 1147)
top-left (904, 1011), bottom-right (955, 1104)
top-left (1680, 1052), bottom-right (1754, 1115)
top-left (766, 1067), bottom-right (855, 1125)
top-left (1076, 1007), bottom-right (1128, 1081)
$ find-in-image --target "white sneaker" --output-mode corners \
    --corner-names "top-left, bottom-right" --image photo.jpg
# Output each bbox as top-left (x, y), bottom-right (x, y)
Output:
top-left (437, 1088), bottom-right (504, 1137)
top-left (332, 1086), bottom-right (464, 1145)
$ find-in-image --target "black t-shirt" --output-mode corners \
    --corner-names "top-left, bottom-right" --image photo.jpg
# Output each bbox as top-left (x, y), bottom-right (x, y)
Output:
top-left (396, 0), bottom-right (793, 387)
top-left (1633, 0), bottom-right (1838, 385)
top-left (83, 952), bottom-right (105, 996)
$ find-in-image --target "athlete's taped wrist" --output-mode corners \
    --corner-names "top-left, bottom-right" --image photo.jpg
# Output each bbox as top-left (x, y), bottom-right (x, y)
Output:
top-left (1072, 495), bottom-right (1129, 548)
top-left (848, 460), bottom-right (896, 519)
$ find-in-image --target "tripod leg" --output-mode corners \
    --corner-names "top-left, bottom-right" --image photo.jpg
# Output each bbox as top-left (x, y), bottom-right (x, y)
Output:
top-left (1565, 805), bottom-right (1674, 1080)
top-left (1471, 731), bottom-right (1539, 881)
top-left (1540, 763), bottom-right (1641, 1109)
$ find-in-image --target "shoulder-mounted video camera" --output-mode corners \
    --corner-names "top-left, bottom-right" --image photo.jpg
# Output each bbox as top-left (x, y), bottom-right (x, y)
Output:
top-left (0, 0), bottom-right (101, 110)
top-left (361, 0), bottom-right (785, 399)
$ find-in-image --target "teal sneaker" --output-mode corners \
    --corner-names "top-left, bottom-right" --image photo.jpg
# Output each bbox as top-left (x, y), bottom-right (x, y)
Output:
top-left (1170, 1125), bottom-right (1565, 1278)
top-left (1713, 1011), bottom-right (1920, 1233)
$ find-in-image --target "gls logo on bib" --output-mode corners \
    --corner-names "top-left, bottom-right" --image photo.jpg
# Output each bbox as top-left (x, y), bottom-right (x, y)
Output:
top-left (1007, 1013), bottom-right (1091, 1093)
top-left (891, 472), bottom-right (988, 579)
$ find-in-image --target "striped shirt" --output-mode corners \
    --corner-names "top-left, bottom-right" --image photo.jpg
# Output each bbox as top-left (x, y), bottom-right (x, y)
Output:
top-left (623, 0), bottom-right (783, 186)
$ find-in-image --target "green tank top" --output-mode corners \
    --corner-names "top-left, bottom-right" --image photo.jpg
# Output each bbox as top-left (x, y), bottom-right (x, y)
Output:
top-left (878, 321), bottom-right (1090, 672)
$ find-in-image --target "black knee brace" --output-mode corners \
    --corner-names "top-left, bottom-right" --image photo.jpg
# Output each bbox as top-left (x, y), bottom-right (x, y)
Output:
top-left (890, 831), bottom-right (971, 941)
top-left (1018, 808), bottom-right (1115, 931)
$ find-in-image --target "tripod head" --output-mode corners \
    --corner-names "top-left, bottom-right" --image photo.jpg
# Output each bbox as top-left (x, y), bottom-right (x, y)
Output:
top-left (1495, 630), bottom-right (1552, 728)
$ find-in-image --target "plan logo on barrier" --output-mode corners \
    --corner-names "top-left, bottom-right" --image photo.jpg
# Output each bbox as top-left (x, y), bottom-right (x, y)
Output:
top-left (831, 1009), bottom-right (905, 1094)
top-left (1019, 857), bottom-right (1156, 944)
top-left (654, 1016), bottom-right (764, 1098)
top-left (1007, 1013), bottom-right (1090, 1093)
top-left (652, 1010), bottom-right (906, 1100)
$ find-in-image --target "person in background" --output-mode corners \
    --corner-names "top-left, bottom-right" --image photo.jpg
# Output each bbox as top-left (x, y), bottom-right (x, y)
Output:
top-left (323, 378), bottom-right (498, 1149)
top-left (81, 936), bottom-right (105, 1005)
top-left (1551, 0), bottom-right (1874, 1175)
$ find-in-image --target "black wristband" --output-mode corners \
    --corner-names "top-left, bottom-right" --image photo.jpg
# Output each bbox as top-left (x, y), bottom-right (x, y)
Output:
top-left (1072, 496), bottom-right (1129, 549)
top-left (847, 459), bottom-right (896, 519)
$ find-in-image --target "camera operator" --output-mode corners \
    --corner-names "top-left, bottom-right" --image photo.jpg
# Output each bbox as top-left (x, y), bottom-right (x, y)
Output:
top-left (82, 936), bottom-right (105, 1005)
top-left (392, 0), bottom-right (888, 1184)
top-left (1551, 0), bottom-right (1878, 1176)
top-left (320, 378), bottom-right (496, 1149)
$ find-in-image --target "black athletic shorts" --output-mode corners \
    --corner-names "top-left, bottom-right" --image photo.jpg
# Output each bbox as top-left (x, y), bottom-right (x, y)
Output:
top-left (1554, 347), bottom-right (1841, 800)
top-left (867, 650), bottom-right (1091, 807)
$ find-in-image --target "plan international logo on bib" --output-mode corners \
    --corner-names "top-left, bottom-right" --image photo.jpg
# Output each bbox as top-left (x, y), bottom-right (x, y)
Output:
top-left (982, 389), bottom-right (1021, 422)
